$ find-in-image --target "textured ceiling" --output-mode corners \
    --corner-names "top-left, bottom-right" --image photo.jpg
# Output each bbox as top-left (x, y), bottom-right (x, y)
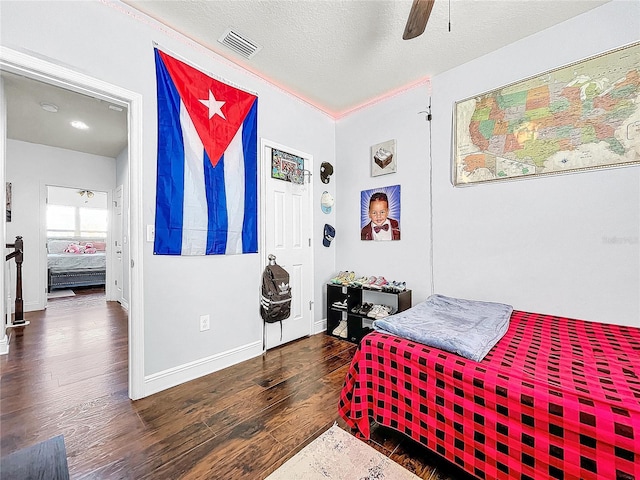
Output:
top-left (3, 0), bottom-right (613, 158)
top-left (123, 0), bottom-right (612, 117)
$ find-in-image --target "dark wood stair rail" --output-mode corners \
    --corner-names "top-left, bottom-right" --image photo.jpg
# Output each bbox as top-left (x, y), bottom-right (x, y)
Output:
top-left (5, 235), bottom-right (24, 325)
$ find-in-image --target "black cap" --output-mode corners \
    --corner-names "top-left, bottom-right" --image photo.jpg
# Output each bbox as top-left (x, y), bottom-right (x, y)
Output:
top-left (320, 162), bottom-right (334, 184)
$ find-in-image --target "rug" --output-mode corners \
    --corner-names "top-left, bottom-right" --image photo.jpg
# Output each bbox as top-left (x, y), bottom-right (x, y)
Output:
top-left (0, 435), bottom-right (70, 480)
top-left (266, 424), bottom-right (421, 480)
top-left (48, 289), bottom-right (76, 299)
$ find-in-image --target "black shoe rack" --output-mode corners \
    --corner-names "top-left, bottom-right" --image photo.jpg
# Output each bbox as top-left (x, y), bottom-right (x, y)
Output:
top-left (326, 283), bottom-right (412, 343)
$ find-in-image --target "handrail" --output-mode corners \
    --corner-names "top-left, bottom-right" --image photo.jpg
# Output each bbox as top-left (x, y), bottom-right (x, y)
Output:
top-left (5, 236), bottom-right (24, 325)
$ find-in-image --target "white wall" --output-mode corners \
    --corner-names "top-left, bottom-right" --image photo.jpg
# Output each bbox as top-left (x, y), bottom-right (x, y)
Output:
top-left (337, 0), bottom-right (640, 327)
top-left (5, 140), bottom-right (117, 311)
top-left (335, 84), bottom-right (433, 304)
top-left (0, 0), bottom-right (335, 384)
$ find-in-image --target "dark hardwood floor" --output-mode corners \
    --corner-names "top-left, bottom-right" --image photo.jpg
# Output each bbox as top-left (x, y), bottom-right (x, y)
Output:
top-left (0, 288), bottom-right (471, 479)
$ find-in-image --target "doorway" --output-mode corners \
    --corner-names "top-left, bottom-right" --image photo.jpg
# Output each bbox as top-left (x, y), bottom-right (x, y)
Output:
top-left (45, 186), bottom-right (110, 304)
top-left (261, 139), bottom-right (314, 350)
top-left (0, 46), bottom-right (144, 399)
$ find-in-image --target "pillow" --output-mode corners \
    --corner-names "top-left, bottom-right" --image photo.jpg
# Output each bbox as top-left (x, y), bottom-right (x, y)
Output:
top-left (48, 239), bottom-right (77, 254)
top-left (64, 243), bottom-right (87, 254)
top-left (93, 241), bottom-right (107, 252)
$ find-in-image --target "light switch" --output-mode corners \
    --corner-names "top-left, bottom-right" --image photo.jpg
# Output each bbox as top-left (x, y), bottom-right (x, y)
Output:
top-left (146, 225), bottom-right (155, 242)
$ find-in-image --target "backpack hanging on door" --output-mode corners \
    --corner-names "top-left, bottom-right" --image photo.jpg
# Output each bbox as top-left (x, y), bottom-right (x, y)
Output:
top-left (260, 255), bottom-right (292, 325)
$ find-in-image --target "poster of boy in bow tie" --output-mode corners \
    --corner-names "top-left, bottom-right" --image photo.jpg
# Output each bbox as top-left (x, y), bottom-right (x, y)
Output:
top-left (360, 185), bottom-right (401, 241)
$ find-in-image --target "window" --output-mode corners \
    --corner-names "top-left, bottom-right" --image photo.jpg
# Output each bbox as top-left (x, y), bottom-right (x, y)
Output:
top-left (47, 205), bottom-right (75, 237)
top-left (79, 208), bottom-right (108, 238)
top-left (47, 204), bottom-right (108, 238)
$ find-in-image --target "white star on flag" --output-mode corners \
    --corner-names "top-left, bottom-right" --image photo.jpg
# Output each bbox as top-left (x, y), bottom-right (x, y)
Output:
top-left (199, 90), bottom-right (226, 120)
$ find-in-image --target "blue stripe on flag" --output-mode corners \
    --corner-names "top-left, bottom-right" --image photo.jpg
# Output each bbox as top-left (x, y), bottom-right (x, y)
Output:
top-left (154, 49), bottom-right (185, 255)
top-left (204, 151), bottom-right (229, 255)
top-left (241, 100), bottom-right (258, 253)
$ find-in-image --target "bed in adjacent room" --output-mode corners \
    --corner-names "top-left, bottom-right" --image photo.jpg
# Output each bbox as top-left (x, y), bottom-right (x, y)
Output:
top-left (338, 296), bottom-right (640, 480)
top-left (47, 239), bottom-right (107, 291)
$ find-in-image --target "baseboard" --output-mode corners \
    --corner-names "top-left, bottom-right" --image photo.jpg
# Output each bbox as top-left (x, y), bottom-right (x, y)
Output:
top-left (0, 334), bottom-right (8, 355)
top-left (143, 340), bottom-right (263, 397)
top-left (313, 318), bottom-right (327, 335)
top-left (23, 300), bottom-right (42, 313)
top-left (118, 298), bottom-right (129, 311)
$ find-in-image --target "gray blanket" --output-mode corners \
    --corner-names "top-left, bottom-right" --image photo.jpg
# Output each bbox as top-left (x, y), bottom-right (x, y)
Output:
top-left (372, 294), bottom-right (513, 362)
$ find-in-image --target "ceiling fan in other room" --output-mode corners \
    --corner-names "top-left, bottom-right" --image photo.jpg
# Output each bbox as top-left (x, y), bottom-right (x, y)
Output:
top-left (403, 0), bottom-right (436, 40)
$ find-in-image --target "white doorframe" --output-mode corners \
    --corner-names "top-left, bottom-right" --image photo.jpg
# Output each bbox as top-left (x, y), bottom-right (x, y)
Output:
top-left (0, 46), bottom-right (145, 400)
top-left (0, 74), bottom-right (7, 355)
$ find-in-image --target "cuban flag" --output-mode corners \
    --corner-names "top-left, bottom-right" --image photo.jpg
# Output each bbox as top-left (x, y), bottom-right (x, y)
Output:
top-left (154, 48), bottom-right (258, 255)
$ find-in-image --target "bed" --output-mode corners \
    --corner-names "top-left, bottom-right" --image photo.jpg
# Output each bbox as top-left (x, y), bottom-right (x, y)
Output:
top-left (338, 306), bottom-right (640, 480)
top-left (47, 239), bottom-right (107, 291)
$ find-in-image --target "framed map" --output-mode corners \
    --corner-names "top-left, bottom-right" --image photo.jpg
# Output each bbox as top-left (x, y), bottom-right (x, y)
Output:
top-left (453, 42), bottom-right (640, 186)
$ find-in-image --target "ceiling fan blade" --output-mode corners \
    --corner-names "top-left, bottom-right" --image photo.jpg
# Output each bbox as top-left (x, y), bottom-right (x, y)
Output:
top-left (403, 0), bottom-right (436, 40)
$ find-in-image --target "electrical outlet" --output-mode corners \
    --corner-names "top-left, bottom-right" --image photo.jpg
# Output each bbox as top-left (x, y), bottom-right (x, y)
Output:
top-left (199, 314), bottom-right (210, 332)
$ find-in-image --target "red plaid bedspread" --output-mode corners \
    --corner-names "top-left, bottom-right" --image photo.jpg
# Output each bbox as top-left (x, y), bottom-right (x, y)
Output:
top-left (338, 310), bottom-right (640, 480)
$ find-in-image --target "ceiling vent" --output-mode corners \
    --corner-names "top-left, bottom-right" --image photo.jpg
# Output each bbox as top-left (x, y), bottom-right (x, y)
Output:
top-left (218, 29), bottom-right (262, 59)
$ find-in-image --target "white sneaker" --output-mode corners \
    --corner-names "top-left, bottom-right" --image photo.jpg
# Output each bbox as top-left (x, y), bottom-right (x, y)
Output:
top-left (331, 299), bottom-right (347, 310)
top-left (375, 305), bottom-right (393, 319)
top-left (332, 320), bottom-right (347, 336)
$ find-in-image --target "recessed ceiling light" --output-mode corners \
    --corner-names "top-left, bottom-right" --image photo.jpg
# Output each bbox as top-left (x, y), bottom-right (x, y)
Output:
top-left (71, 120), bottom-right (89, 130)
top-left (40, 102), bottom-right (58, 113)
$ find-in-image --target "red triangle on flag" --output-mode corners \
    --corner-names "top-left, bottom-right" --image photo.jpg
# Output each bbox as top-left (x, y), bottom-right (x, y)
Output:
top-left (158, 50), bottom-right (257, 168)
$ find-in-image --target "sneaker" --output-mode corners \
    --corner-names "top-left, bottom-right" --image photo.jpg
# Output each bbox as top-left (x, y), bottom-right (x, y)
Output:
top-left (374, 305), bottom-right (393, 319)
top-left (352, 276), bottom-right (369, 287)
top-left (363, 276), bottom-right (377, 289)
top-left (367, 305), bottom-right (383, 318)
top-left (341, 271), bottom-right (356, 285)
top-left (330, 271), bottom-right (347, 284)
top-left (370, 277), bottom-right (388, 290)
top-left (332, 320), bottom-right (347, 336)
top-left (360, 303), bottom-right (373, 315)
top-left (332, 299), bottom-right (348, 310)
top-left (384, 281), bottom-right (405, 292)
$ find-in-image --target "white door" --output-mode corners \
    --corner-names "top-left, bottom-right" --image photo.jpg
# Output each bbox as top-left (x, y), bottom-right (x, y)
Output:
top-left (113, 185), bottom-right (124, 304)
top-left (261, 139), bottom-right (314, 350)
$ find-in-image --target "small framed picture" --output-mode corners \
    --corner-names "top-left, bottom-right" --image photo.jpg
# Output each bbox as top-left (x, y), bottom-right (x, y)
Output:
top-left (371, 139), bottom-right (397, 177)
top-left (271, 148), bottom-right (305, 183)
top-left (6, 182), bottom-right (11, 222)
